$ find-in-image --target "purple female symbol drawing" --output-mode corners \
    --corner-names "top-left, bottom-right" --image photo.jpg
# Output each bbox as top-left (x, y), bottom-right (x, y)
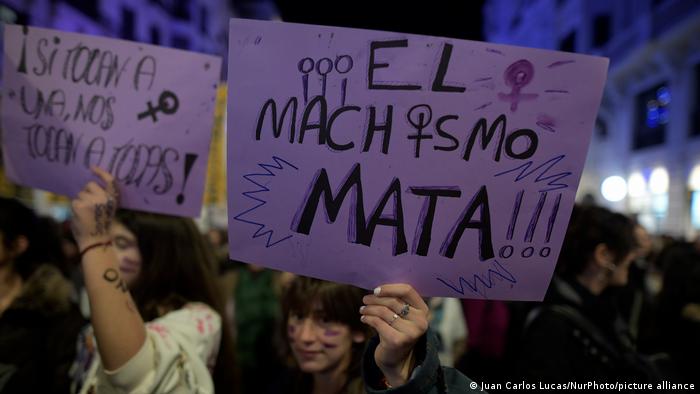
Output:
top-left (497, 59), bottom-right (539, 112)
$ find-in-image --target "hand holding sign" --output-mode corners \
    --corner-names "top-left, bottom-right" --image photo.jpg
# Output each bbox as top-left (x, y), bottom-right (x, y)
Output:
top-left (70, 166), bottom-right (117, 251)
top-left (360, 284), bottom-right (430, 387)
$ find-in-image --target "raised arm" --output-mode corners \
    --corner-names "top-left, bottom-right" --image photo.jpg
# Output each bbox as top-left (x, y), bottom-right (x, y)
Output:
top-left (360, 283), bottom-right (430, 387)
top-left (71, 167), bottom-right (146, 371)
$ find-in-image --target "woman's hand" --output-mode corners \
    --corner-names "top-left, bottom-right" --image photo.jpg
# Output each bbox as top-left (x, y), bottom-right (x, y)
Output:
top-left (71, 166), bottom-right (118, 251)
top-left (360, 283), bottom-right (429, 387)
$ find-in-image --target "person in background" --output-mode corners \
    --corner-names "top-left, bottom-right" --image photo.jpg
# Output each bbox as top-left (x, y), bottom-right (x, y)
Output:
top-left (0, 197), bottom-right (84, 393)
top-left (457, 298), bottom-right (510, 385)
top-left (613, 223), bottom-right (657, 351)
top-left (654, 242), bottom-right (700, 385)
top-left (69, 167), bottom-right (236, 394)
top-left (428, 297), bottom-right (467, 367)
top-left (234, 263), bottom-right (286, 394)
top-left (516, 205), bottom-right (657, 385)
top-left (273, 275), bottom-right (479, 394)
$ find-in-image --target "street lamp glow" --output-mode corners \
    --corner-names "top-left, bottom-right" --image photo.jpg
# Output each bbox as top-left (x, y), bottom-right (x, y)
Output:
top-left (649, 167), bottom-right (669, 194)
top-left (601, 176), bottom-right (627, 202)
top-left (689, 165), bottom-right (700, 191)
top-left (627, 173), bottom-right (647, 198)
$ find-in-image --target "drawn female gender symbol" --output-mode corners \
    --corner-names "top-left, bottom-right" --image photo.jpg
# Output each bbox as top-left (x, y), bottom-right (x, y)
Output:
top-left (335, 55), bottom-right (353, 106)
top-left (497, 59), bottom-right (539, 112)
top-left (316, 57), bottom-right (334, 99)
top-left (298, 57), bottom-right (314, 104)
top-left (137, 90), bottom-right (180, 122)
top-left (406, 104), bottom-right (433, 158)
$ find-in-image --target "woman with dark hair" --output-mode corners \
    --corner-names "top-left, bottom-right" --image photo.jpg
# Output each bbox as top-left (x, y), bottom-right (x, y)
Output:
top-left (0, 197), bottom-right (84, 393)
top-left (516, 204), bottom-right (656, 384)
top-left (69, 168), bottom-right (236, 393)
top-left (273, 276), bottom-right (374, 394)
top-left (274, 275), bottom-right (479, 394)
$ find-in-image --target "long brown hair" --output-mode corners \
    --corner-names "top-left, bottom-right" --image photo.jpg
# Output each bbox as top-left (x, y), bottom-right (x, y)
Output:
top-left (115, 210), bottom-right (237, 393)
top-left (281, 276), bottom-right (374, 394)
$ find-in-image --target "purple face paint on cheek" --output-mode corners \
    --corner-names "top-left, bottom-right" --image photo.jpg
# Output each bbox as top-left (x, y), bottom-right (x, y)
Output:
top-left (287, 324), bottom-right (296, 337)
top-left (321, 329), bottom-right (342, 348)
top-left (323, 329), bottom-right (341, 337)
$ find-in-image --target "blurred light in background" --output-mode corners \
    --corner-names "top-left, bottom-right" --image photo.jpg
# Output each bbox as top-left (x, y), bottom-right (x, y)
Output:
top-left (690, 165), bottom-right (700, 229)
top-left (688, 165), bottom-right (700, 191)
top-left (649, 167), bottom-right (669, 194)
top-left (601, 175), bottom-right (627, 202)
top-left (627, 172), bottom-right (647, 198)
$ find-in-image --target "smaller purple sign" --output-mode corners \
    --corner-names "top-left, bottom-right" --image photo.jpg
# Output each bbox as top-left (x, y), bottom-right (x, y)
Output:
top-left (1, 25), bottom-right (221, 217)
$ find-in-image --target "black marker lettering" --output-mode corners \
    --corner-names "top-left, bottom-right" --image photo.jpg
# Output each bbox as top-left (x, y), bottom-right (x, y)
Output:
top-left (431, 43), bottom-right (466, 93)
top-left (368, 40), bottom-right (421, 90)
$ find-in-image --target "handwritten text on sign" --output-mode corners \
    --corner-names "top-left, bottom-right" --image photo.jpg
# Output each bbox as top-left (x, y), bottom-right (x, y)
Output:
top-left (226, 19), bottom-right (608, 300)
top-left (1, 25), bottom-right (221, 216)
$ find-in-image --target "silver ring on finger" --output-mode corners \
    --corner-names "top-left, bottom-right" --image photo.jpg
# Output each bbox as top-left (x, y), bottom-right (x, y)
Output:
top-left (399, 303), bottom-right (410, 318)
top-left (389, 313), bottom-right (399, 326)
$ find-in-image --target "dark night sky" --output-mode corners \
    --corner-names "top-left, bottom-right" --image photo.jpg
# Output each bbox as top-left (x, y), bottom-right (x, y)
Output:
top-left (274, 0), bottom-right (486, 41)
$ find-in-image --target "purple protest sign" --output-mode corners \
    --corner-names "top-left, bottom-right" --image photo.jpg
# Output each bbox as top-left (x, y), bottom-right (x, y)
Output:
top-left (226, 19), bottom-right (608, 300)
top-left (1, 25), bottom-right (221, 217)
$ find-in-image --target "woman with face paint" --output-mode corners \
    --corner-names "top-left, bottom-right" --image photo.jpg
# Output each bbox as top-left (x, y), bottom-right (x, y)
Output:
top-left (69, 167), bottom-right (236, 394)
top-left (277, 276), bottom-right (479, 394)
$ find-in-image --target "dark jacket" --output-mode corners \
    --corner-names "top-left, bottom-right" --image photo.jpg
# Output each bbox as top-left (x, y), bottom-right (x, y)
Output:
top-left (363, 330), bottom-right (481, 394)
top-left (0, 264), bottom-right (85, 393)
top-left (516, 277), bottom-right (657, 386)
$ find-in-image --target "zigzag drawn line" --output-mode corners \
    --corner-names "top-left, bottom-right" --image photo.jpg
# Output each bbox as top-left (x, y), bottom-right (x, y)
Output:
top-left (493, 154), bottom-right (572, 192)
top-left (436, 260), bottom-right (517, 297)
top-left (233, 156), bottom-right (298, 248)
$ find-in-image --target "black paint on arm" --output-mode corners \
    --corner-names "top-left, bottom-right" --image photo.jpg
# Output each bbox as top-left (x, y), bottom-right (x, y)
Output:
top-left (103, 268), bottom-right (129, 293)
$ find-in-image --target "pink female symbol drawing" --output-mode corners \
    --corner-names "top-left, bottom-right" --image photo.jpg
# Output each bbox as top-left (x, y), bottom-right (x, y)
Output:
top-left (498, 59), bottom-right (539, 112)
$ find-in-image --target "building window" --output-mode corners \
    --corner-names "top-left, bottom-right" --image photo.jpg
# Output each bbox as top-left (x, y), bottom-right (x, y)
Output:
top-left (633, 83), bottom-right (670, 150)
top-left (172, 35), bottom-right (190, 50)
top-left (121, 7), bottom-right (135, 40)
top-left (66, 0), bottom-right (99, 19)
top-left (592, 14), bottom-right (611, 47)
top-left (559, 31), bottom-right (576, 52)
top-left (199, 6), bottom-right (209, 35)
top-left (692, 64), bottom-right (700, 137)
top-left (150, 25), bottom-right (161, 45)
top-left (172, 0), bottom-right (190, 20)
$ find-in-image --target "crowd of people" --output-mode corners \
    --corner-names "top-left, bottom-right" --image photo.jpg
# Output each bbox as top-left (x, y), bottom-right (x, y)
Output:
top-left (1, 168), bottom-right (698, 393)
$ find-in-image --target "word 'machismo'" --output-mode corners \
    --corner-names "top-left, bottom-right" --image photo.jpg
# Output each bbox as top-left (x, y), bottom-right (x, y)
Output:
top-left (256, 95), bottom-right (538, 162)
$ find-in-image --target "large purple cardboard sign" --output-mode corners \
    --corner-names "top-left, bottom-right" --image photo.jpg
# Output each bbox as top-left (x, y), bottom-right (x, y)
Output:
top-left (1, 25), bottom-right (221, 217)
top-left (227, 19), bottom-right (608, 300)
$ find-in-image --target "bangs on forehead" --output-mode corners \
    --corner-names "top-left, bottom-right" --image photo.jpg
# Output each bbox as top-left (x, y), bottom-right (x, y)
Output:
top-left (283, 277), bottom-right (366, 326)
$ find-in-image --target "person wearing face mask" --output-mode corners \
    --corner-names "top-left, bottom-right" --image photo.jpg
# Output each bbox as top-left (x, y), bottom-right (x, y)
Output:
top-left (515, 205), bottom-right (661, 387)
top-left (69, 167), bottom-right (236, 394)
